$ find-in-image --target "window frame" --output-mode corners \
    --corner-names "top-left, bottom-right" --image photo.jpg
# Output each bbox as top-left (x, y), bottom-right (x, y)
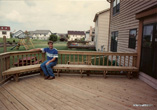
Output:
top-left (128, 28), bottom-right (137, 49)
top-left (113, 0), bottom-right (120, 15)
top-left (2, 31), bottom-right (7, 35)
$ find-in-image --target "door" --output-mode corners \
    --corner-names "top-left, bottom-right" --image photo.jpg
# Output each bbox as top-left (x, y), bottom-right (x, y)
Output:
top-left (140, 23), bottom-right (157, 79)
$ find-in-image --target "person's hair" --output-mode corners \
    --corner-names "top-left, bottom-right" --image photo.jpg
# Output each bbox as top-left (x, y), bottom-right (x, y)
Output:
top-left (48, 41), bottom-right (53, 44)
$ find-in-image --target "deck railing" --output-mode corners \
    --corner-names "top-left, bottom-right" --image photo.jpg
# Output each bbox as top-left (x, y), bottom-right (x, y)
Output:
top-left (0, 50), bottom-right (137, 82)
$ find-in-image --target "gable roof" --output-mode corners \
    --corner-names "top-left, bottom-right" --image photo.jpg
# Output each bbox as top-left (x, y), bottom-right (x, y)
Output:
top-left (13, 30), bottom-right (23, 37)
top-left (93, 8), bottom-right (110, 22)
top-left (68, 31), bottom-right (85, 35)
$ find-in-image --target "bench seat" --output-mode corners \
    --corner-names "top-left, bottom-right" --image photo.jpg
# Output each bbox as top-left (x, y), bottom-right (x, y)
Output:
top-left (2, 64), bottom-right (139, 81)
top-left (53, 64), bottom-right (138, 78)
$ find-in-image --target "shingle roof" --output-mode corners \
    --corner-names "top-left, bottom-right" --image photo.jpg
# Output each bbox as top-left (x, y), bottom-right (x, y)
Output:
top-left (0, 26), bottom-right (10, 31)
top-left (68, 31), bottom-right (85, 35)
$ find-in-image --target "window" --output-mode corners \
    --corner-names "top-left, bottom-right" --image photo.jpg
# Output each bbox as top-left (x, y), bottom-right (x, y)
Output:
top-left (2, 31), bottom-right (6, 35)
top-left (128, 29), bottom-right (137, 49)
top-left (113, 0), bottom-right (120, 15)
top-left (111, 31), bottom-right (118, 52)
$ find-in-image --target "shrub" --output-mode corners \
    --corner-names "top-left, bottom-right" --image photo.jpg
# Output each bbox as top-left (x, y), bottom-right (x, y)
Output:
top-left (49, 34), bottom-right (58, 42)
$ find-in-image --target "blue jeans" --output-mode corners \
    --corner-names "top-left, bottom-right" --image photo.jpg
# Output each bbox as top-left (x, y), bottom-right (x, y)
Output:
top-left (40, 60), bottom-right (57, 77)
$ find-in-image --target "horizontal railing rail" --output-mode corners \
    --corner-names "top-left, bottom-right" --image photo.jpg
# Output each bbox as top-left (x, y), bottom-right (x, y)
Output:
top-left (0, 50), bottom-right (138, 82)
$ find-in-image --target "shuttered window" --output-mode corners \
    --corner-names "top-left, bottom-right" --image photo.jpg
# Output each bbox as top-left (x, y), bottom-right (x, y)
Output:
top-left (113, 0), bottom-right (120, 15)
top-left (128, 29), bottom-right (137, 49)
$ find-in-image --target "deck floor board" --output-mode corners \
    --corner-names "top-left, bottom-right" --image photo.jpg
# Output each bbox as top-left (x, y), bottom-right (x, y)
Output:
top-left (0, 75), bottom-right (157, 110)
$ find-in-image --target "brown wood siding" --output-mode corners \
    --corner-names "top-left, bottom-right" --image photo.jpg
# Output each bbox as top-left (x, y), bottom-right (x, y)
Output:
top-left (109, 0), bottom-right (157, 53)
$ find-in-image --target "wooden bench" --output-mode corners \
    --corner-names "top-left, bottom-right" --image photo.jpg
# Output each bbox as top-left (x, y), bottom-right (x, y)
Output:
top-left (2, 64), bottom-right (138, 82)
top-left (2, 64), bottom-right (41, 82)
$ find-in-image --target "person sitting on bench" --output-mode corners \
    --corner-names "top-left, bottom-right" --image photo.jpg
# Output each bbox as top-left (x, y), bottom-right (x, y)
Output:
top-left (30, 41), bottom-right (58, 80)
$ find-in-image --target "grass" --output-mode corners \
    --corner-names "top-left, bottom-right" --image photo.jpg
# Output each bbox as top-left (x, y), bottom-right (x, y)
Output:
top-left (0, 38), bottom-right (118, 67)
top-left (0, 38), bottom-right (95, 53)
top-left (0, 38), bottom-right (117, 66)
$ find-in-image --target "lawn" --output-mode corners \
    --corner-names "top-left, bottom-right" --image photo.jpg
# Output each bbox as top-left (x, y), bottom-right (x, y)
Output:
top-left (0, 38), bottom-right (95, 53)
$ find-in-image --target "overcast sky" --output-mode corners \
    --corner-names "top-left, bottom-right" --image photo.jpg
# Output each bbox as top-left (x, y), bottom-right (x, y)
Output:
top-left (0, 0), bottom-right (110, 33)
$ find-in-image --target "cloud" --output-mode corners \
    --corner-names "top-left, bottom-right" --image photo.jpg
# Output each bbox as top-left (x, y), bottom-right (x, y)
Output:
top-left (24, 0), bottom-right (36, 6)
top-left (0, 0), bottom-right (110, 33)
top-left (6, 10), bottom-right (23, 22)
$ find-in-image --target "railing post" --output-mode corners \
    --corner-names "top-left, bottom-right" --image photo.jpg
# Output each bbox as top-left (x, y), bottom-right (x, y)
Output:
top-left (3, 36), bottom-right (7, 52)
top-left (6, 56), bottom-right (10, 69)
top-left (42, 53), bottom-right (46, 62)
top-left (133, 56), bottom-right (137, 67)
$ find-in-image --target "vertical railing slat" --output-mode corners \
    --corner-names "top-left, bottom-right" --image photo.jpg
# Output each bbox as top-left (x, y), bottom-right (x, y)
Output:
top-left (128, 56), bottom-right (130, 67)
top-left (107, 56), bottom-right (109, 66)
top-left (111, 55), bottom-right (113, 66)
top-left (77, 55), bottom-right (79, 64)
top-left (103, 56), bottom-right (104, 66)
top-left (94, 56), bottom-right (96, 65)
top-left (38, 53), bottom-right (40, 64)
top-left (119, 55), bottom-right (121, 66)
top-left (99, 56), bottom-right (100, 65)
top-left (17, 55), bottom-right (19, 66)
top-left (82, 55), bottom-right (83, 64)
top-left (115, 55), bottom-right (117, 66)
top-left (124, 56), bottom-right (126, 67)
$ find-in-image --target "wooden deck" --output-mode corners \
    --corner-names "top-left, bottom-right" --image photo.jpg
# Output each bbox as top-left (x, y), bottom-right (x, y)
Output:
top-left (0, 75), bottom-right (157, 110)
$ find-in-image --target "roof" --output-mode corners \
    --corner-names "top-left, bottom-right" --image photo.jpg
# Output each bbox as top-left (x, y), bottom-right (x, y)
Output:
top-left (33, 30), bottom-right (52, 34)
top-left (12, 30), bottom-right (24, 38)
top-left (93, 8), bottom-right (110, 22)
top-left (68, 31), bottom-right (85, 35)
top-left (0, 26), bottom-right (10, 31)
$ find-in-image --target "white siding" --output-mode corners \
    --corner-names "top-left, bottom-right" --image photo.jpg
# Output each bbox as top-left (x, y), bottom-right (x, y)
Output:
top-left (0, 31), bottom-right (10, 38)
top-left (68, 34), bottom-right (85, 41)
top-left (95, 10), bottom-right (110, 52)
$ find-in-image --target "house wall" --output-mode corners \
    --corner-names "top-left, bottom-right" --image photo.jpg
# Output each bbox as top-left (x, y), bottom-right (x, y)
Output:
top-left (109, 0), bottom-right (157, 53)
top-left (32, 32), bottom-right (51, 40)
top-left (0, 31), bottom-right (10, 38)
top-left (85, 33), bottom-right (90, 41)
top-left (68, 35), bottom-right (85, 41)
top-left (95, 10), bottom-right (109, 51)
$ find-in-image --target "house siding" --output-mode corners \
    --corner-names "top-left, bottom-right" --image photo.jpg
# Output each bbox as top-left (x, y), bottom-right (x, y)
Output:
top-left (109, 0), bottom-right (157, 53)
top-left (95, 10), bottom-right (110, 51)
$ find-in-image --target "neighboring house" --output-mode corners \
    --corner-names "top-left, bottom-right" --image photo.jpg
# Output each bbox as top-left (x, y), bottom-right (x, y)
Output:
top-left (12, 30), bottom-right (32, 39)
top-left (85, 26), bottom-right (95, 42)
top-left (31, 30), bottom-right (52, 40)
top-left (0, 26), bottom-right (10, 38)
top-left (107, 0), bottom-right (157, 89)
top-left (93, 8), bottom-right (110, 51)
top-left (12, 30), bottom-right (23, 38)
top-left (68, 31), bottom-right (85, 41)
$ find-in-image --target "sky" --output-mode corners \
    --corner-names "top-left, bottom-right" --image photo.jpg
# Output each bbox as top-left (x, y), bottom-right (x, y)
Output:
top-left (0, 0), bottom-right (110, 33)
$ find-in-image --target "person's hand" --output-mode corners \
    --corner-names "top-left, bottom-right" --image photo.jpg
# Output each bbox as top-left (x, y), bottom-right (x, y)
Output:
top-left (46, 61), bottom-right (50, 65)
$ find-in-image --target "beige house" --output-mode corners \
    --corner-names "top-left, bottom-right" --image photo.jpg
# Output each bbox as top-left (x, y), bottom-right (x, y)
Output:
top-left (107, 0), bottom-right (157, 89)
top-left (93, 8), bottom-right (110, 51)
top-left (68, 31), bottom-right (85, 41)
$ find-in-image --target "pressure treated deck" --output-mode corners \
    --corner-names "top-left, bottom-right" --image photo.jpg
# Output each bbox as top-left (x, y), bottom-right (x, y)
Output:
top-left (0, 75), bottom-right (157, 110)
